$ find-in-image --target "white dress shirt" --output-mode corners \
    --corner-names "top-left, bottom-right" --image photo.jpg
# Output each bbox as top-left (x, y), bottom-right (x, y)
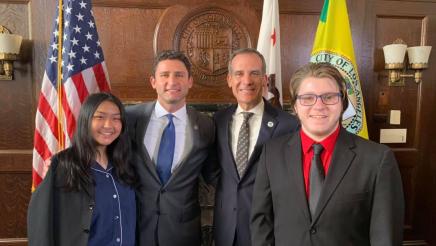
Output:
top-left (230, 100), bottom-right (264, 160)
top-left (143, 101), bottom-right (188, 172)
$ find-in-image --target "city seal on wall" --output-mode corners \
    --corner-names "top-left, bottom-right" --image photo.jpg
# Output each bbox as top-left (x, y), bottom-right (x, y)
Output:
top-left (174, 7), bottom-right (251, 86)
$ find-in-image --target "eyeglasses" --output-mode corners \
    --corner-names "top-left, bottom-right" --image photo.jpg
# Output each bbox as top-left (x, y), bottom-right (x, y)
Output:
top-left (296, 92), bottom-right (342, 106)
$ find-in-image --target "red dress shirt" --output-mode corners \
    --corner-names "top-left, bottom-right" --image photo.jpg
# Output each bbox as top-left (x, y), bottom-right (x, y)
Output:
top-left (300, 125), bottom-right (340, 198)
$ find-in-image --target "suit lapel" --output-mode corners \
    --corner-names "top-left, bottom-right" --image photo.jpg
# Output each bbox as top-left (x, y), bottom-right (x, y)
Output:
top-left (222, 105), bottom-right (241, 182)
top-left (253, 102), bottom-right (278, 156)
top-left (286, 134), bottom-right (311, 221)
top-left (134, 102), bottom-right (161, 182)
top-left (311, 128), bottom-right (356, 224)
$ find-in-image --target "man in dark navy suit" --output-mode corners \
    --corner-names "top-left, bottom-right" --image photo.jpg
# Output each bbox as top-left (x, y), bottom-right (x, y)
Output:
top-left (213, 48), bottom-right (299, 246)
top-left (126, 50), bottom-right (218, 246)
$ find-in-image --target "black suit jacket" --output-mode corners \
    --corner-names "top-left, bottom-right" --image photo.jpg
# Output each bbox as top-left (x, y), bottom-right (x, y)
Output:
top-left (251, 128), bottom-right (404, 246)
top-left (126, 102), bottom-right (217, 246)
top-left (213, 101), bottom-right (299, 246)
top-left (27, 154), bottom-right (95, 246)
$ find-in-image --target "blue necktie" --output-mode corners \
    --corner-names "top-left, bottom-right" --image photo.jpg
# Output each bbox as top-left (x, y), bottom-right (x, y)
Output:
top-left (156, 114), bottom-right (175, 185)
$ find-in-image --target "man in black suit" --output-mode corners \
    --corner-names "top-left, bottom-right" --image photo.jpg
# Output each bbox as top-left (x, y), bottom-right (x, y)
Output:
top-left (213, 48), bottom-right (299, 246)
top-left (251, 62), bottom-right (404, 246)
top-left (126, 50), bottom-right (218, 246)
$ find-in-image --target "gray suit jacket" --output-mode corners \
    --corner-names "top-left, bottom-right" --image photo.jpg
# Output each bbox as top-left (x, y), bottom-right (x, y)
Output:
top-left (251, 128), bottom-right (404, 246)
top-left (126, 102), bottom-right (217, 246)
top-left (213, 100), bottom-right (299, 246)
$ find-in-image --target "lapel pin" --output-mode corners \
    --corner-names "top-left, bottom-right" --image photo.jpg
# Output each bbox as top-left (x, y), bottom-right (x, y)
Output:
top-left (267, 121), bottom-right (274, 128)
top-left (194, 125), bottom-right (199, 130)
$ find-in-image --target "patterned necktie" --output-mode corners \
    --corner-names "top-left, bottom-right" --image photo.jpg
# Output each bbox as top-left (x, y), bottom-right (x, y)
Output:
top-left (309, 143), bottom-right (325, 217)
top-left (156, 114), bottom-right (175, 185)
top-left (235, 112), bottom-right (254, 178)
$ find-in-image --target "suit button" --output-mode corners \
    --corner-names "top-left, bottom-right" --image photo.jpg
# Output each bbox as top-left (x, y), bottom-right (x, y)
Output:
top-left (83, 229), bottom-right (90, 233)
top-left (161, 189), bottom-right (166, 193)
top-left (233, 207), bottom-right (237, 211)
top-left (310, 228), bottom-right (317, 234)
top-left (156, 210), bottom-right (160, 215)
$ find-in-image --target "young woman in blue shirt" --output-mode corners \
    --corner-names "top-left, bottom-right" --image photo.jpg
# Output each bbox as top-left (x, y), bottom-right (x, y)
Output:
top-left (28, 92), bottom-right (137, 246)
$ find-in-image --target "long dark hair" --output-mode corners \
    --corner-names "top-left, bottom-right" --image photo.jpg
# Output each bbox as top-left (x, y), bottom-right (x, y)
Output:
top-left (56, 92), bottom-right (136, 191)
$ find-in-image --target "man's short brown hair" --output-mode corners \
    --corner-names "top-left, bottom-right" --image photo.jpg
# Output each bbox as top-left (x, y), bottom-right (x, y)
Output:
top-left (289, 62), bottom-right (348, 114)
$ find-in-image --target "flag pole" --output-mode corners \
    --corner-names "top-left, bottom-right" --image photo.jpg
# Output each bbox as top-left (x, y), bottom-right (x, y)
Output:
top-left (56, 0), bottom-right (65, 150)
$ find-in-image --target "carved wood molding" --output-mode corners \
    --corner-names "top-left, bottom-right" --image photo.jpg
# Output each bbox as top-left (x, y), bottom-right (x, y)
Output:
top-left (0, 0), bottom-right (29, 3)
top-left (0, 238), bottom-right (27, 244)
top-left (92, 0), bottom-right (168, 9)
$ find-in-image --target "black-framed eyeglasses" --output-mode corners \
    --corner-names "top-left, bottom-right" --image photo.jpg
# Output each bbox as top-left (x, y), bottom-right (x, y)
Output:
top-left (296, 92), bottom-right (342, 106)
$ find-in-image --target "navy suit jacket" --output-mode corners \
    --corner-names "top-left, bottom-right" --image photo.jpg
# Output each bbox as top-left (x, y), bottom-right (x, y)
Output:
top-left (213, 100), bottom-right (299, 246)
top-left (251, 128), bottom-right (404, 246)
top-left (126, 102), bottom-right (218, 246)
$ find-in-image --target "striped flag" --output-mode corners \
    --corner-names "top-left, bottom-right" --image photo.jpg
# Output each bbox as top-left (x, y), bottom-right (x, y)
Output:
top-left (257, 0), bottom-right (282, 108)
top-left (310, 0), bottom-right (368, 138)
top-left (32, 0), bottom-right (110, 190)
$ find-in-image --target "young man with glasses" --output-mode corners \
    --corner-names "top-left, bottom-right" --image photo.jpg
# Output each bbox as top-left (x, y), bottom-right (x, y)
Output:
top-left (251, 62), bottom-right (404, 246)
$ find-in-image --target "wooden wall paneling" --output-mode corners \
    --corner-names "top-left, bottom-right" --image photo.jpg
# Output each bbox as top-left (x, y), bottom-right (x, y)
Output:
top-left (30, 0), bottom-right (57, 102)
top-left (93, 0), bottom-right (255, 9)
top-left (413, 14), bottom-right (436, 246)
top-left (369, 1), bottom-right (436, 244)
top-left (374, 14), bottom-right (425, 244)
top-left (0, 1), bottom-right (33, 245)
top-left (0, 3), bottom-right (33, 149)
top-left (0, 173), bottom-right (31, 238)
top-left (0, 151), bottom-right (31, 244)
top-left (373, 16), bottom-right (422, 146)
top-left (280, 13), bottom-right (319, 102)
top-left (278, 0), bottom-right (322, 12)
top-left (93, 7), bottom-right (164, 102)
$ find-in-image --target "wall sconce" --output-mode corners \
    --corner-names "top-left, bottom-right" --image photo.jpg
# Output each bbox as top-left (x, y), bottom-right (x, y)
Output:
top-left (382, 39), bottom-right (432, 86)
top-left (0, 25), bottom-right (22, 80)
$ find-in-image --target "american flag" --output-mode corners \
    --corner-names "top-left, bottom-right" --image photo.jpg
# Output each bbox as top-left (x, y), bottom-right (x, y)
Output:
top-left (32, 0), bottom-right (110, 189)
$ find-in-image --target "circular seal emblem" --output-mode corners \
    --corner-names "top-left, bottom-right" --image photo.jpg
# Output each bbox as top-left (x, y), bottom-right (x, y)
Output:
top-left (310, 52), bottom-right (365, 135)
top-left (174, 8), bottom-right (251, 86)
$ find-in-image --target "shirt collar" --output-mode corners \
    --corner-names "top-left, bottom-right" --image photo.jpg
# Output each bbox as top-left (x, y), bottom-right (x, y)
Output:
top-left (154, 100), bottom-right (187, 123)
top-left (91, 160), bottom-right (114, 173)
top-left (235, 99), bottom-right (264, 116)
top-left (300, 125), bottom-right (341, 154)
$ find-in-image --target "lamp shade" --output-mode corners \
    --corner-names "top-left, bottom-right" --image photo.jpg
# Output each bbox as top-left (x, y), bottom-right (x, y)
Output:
top-left (0, 33), bottom-right (22, 54)
top-left (383, 44), bottom-right (407, 64)
top-left (407, 46), bottom-right (432, 65)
